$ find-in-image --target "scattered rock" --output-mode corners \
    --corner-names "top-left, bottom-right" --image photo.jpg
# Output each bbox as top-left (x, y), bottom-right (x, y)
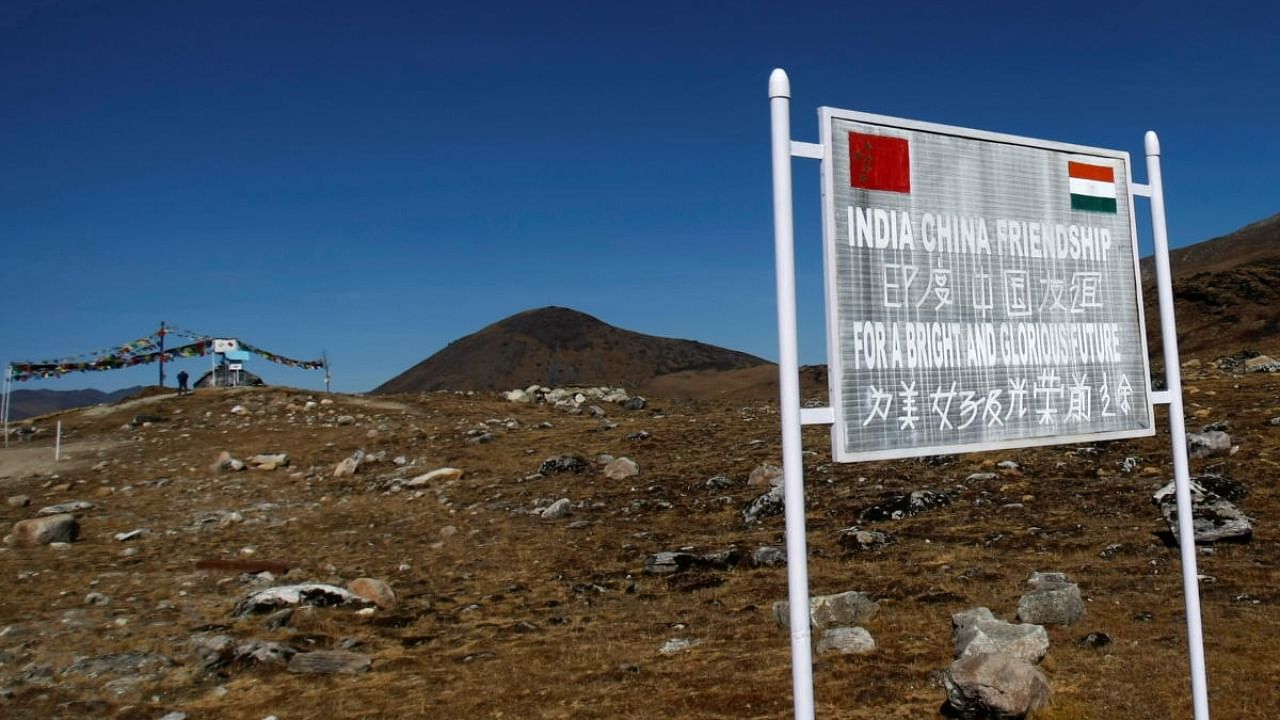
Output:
top-left (538, 455), bottom-right (588, 475)
top-left (211, 451), bottom-right (246, 473)
top-left (1153, 479), bottom-right (1253, 543)
top-left (658, 637), bottom-right (697, 655)
top-left (774, 591), bottom-right (879, 630)
top-left (287, 651), bottom-right (371, 674)
top-left (603, 457), bottom-right (639, 480)
top-left (232, 583), bottom-right (370, 617)
top-left (743, 485), bottom-right (784, 524)
top-left (816, 626), bottom-right (875, 655)
top-left (751, 546), bottom-right (787, 567)
top-left (1186, 430), bottom-right (1232, 459)
top-left (6, 495), bottom-right (30, 508)
top-left (953, 607), bottom-right (1049, 663)
top-left (248, 453), bottom-right (290, 471)
top-left (64, 651), bottom-right (175, 680)
top-left (404, 467), bottom-right (464, 488)
top-left (5, 514), bottom-right (79, 546)
top-left (1078, 632), bottom-right (1112, 649)
top-left (943, 652), bottom-right (1051, 719)
top-left (540, 498), bottom-right (572, 519)
top-left (333, 450), bottom-right (365, 478)
top-left (858, 489), bottom-right (949, 522)
top-left (36, 500), bottom-right (95, 516)
top-left (233, 640), bottom-right (296, 668)
top-left (347, 578), bottom-right (397, 609)
top-left (837, 527), bottom-right (895, 551)
top-left (1016, 572), bottom-right (1085, 626)
top-left (621, 396), bottom-right (647, 411)
top-left (335, 415), bottom-right (356, 425)
top-left (113, 528), bottom-right (150, 542)
top-left (1244, 354), bottom-right (1280, 373)
top-left (748, 463), bottom-right (784, 487)
top-left (644, 549), bottom-right (740, 574)
top-left (702, 474), bottom-right (735, 490)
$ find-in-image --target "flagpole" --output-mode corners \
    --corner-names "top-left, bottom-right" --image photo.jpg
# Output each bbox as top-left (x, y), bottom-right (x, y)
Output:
top-left (158, 321), bottom-right (166, 387)
top-left (322, 351), bottom-right (331, 393)
top-left (2, 364), bottom-right (11, 449)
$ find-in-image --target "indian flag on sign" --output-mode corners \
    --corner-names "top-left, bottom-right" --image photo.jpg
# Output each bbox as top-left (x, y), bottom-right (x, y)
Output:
top-left (1068, 160), bottom-right (1118, 213)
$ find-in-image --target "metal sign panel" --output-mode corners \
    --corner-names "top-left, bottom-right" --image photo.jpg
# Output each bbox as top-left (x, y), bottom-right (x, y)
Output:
top-left (820, 108), bottom-right (1155, 461)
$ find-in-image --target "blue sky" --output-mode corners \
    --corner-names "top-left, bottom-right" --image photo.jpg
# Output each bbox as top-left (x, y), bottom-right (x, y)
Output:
top-left (2, 1), bottom-right (1276, 394)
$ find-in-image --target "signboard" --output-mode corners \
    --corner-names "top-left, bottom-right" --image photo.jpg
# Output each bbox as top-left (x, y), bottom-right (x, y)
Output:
top-left (820, 108), bottom-right (1155, 461)
top-left (213, 339), bottom-right (239, 353)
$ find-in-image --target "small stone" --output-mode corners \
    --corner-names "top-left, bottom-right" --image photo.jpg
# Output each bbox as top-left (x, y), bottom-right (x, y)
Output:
top-left (36, 500), bottom-right (95, 516)
top-left (603, 457), bottom-right (639, 480)
top-left (743, 485), bottom-right (784, 524)
top-left (404, 467), bottom-right (464, 488)
top-left (347, 578), bottom-right (397, 609)
top-left (335, 415), bottom-right (356, 426)
top-left (816, 626), bottom-right (875, 655)
top-left (6, 495), bottom-right (29, 508)
top-left (211, 451), bottom-right (245, 473)
top-left (334, 450), bottom-right (364, 478)
top-left (541, 498), bottom-right (572, 519)
top-left (1016, 572), bottom-right (1085, 626)
top-left (287, 651), bottom-right (371, 674)
top-left (84, 592), bottom-right (111, 606)
top-left (230, 405), bottom-right (249, 415)
top-left (248, 453), bottom-right (290, 471)
top-left (748, 463), bottom-right (784, 487)
top-left (1186, 430), bottom-right (1232, 459)
top-left (6, 514), bottom-right (79, 546)
top-left (775, 591), bottom-right (879, 630)
top-left (658, 637), bottom-right (697, 655)
top-left (751, 546), bottom-right (787, 567)
top-left (953, 607), bottom-right (1049, 663)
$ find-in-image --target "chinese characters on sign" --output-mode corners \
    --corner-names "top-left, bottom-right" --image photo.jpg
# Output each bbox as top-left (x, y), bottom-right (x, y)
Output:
top-left (822, 112), bottom-right (1154, 461)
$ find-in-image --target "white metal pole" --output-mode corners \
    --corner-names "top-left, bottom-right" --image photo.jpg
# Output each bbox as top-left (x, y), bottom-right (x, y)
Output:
top-left (2, 365), bottom-right (10, 449)
top-left (1146, 130), bottom-right (1211, 720)
top-left (769, 68), bottom-right (816, 720)
top-left (55, 420), bottom-right (62, 461)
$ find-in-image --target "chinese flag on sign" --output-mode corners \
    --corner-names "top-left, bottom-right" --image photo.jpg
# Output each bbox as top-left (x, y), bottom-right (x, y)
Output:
top-left (849, 132), bottom-right (911, 193)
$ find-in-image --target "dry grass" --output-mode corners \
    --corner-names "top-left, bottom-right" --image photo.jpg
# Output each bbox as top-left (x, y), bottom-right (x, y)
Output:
top-left (1, 371), bottom-right (1278, 718)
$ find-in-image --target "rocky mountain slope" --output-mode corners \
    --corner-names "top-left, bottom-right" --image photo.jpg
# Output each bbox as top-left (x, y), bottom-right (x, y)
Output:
top-left (1143, 212), bottom-right (1280, 362)
top-left (372, 307), bottom-right (770, 395)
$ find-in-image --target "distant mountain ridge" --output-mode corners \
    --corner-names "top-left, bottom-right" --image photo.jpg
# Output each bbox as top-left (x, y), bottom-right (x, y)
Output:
top-left (1140, 211), bottom-right (1280, 360)
top-left (373, 307), bottom-right (770, 394)
top-left (6, 386), bottom-right (145, 421)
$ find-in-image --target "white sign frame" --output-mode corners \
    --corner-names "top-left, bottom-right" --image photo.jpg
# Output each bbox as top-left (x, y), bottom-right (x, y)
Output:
top-left (819, 107), bottom-right (1156, 462)
top-left (768, 69), bottom-right (1209, 720)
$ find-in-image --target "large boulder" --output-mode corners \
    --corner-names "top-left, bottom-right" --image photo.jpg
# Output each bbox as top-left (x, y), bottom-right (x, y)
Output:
top-left (953, 607), bottom-right (1049, 663)
top-left (5, 514), bottom-right (79, 546)
top-left (943, 652), bottom-right (1051, 719)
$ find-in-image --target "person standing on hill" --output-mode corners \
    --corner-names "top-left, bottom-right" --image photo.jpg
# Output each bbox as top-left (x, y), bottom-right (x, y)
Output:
top-left (177, 370), bottom-right (189, 395)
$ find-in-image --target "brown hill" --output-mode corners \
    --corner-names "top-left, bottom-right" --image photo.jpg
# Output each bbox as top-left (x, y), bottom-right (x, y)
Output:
top-left (1141, 212), bottom-right (1280, 362)
top-left (372, 306), bottom-right (770, 394)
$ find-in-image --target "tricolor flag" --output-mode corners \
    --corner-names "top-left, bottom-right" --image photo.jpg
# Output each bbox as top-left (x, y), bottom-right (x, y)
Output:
top-left (850, 132), bottom-right (910, 193)
top-left (1068, 160), bottom-right (1117, 213)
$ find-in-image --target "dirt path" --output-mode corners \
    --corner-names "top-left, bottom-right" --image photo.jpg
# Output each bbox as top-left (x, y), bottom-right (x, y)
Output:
top-left (0, 440), bottom-right (119, 483)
